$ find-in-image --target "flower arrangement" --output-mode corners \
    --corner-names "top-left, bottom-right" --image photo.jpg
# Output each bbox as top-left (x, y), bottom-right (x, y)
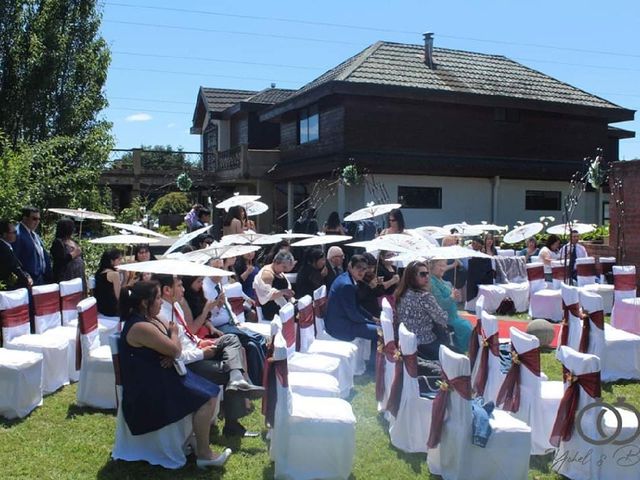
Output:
top-left (341, 164), bottom-right (361, 186)
top-left (176, 172), bottom-right (193, 191)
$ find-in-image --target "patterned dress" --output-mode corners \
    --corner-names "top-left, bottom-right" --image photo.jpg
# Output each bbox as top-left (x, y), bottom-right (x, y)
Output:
top-left (396, 288), bottom-right (449, 345)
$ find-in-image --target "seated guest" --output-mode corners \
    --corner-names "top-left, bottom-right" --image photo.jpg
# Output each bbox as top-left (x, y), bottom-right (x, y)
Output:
top-left (377, 250), bottom-right (400, 297)
top-left (356, 252), bottom-right (384, 318)
top-left (181, 276), bottom-right (218, 338)
top-left (295, 248), bottom-right (328, 299)
top-left (379, 208), bottom-right (405, 236)
top-left (326, 255), bottom-right (379, 362)
top-left (470, 236), bottom-right (484, 252)
top-left (118, 281), bottom-right (231, 467)
top-left (323, 211), bottom-right (346, 235)
top-left (125, 244), bottom-right (154, 286)
top-left (518, 237), bottom-right (540, 263)
top-left (94, 249), bottom-right (123, 318)
top-left (429, 259), bottom-right (473, 353)
top-left (261, 239), bottom-right (291, 266)
top-left (154, 275), bottom-right (264, 438)
top-left (50, 217), bottom-right (85, 284)
top-left (395, 261), bottom-right (453, 363)
top-left (254, 250), bottom-right (296, 321)
top-left (193, 208), bottom-right (211, 230)
top-left (325, 246), bottom-right (345, 289)
top-left (539, 234), bottom-right (561, 282)
top-left (234, 250), bottom-right (259, 299)
top-left (0, 220), bottom-right (32, 289)
top-left (483, 233), bottom-right (498, 256)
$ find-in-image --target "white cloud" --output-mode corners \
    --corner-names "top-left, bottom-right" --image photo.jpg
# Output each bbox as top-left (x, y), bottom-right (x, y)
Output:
top-left (125, 113), bottom-right (153, 122)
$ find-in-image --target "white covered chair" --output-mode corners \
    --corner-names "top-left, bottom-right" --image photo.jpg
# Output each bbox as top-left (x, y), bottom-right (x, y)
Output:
top-left (550, 260), bottom-right (567, 289)
top-left (502, 282), bottom-right (530, 313)
top-left (528, 262), bottom-right (562, 322)
top-left (109, 334), bottom-right (193, 469)
top-left (611, 265), bottom-right (637, 327)
top-left (498, 328), bottom-right (563, 454)
top-left (313, 285), bottom-right (368, 375)
top-left (32, 283), bottom-right (78, 382)
top-left (477, 285), bottom-right (506, 315)
top-left (470, 311), bottom-right (504, 403)
top-left (598, 256), bottom-right (615, 284)
top-left (0, 348), bottom-right (43, 419)
top-left (388, 323), bottom-right (433, 453)
top-left (1, 288), bottom-right (69, 394)
top-left (76, 298), bottom-right (116, 409)
top-left (266, 331), bottom-right (356, 480)
top-left (98, 312), bottom-right (120, 346)
top-left (279, 303), bottom-right (352, 398)
top-left (526, 262), bottom-right (546, 294)
top-left (296, 295), bottom-right (357, 378)
top-left (576, 256), bottom-right (597, 287)
top-left (59, 277), bottom-right (84, 327)
top-left (224, 282), bottom-right (270, 339)
top-left (551, 346), bottom-right (639, 480)
top-left (377, 308), bottom-right (398, 416)
top-left (581, 283), bottom-right (614, 315)
top-left (427, 345), bottom-right (531, 480)
top-left (559, 284), bottom-right (583, 351)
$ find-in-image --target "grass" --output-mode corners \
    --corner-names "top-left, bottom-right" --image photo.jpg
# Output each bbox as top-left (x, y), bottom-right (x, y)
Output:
top-left (2, 352), bottom-right (638, 479)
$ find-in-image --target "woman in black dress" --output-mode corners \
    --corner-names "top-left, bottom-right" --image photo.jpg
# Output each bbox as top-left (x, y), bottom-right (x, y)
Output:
top-left (295, 248), bottom-right (328, 299)
top-left (94, 249), bottom-right (122, 317)
top-left (50, 217), bottom-right (85, 284)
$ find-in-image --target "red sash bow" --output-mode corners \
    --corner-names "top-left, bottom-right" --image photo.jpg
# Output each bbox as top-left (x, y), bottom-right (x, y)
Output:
top-left (227, 296), bottom-right (244, 316)
top-left (549, 370), bottom-right (601, 447)
top-left (76, 305), bottom-right (98, 370)
top-left (313, 296), bottom-right (328, 319)
top-left (473, 331), bottom-right (500, 396)
top-left (34, 290), bottom-right (60, 316)
top-left (261, 354), bottom-right (289, 427)
top-left (560, 302), bottom-right (584, 347)
top-left (295, 304), bottom-right (315, 351)
top-left (375, 338), bottom-right (399, 402)
top-left (468, 320), bottom-right (482, 372)
top-left (578, 310), bottom-right (604, 353)
top-left (61, 291), bottom-right (83, 311)
top-left (0, 303), bottom-right (30, 328)
top-left (527, 267), bottom-right (545, 282)
top-left (577, 263), bottom-right (596, 277)
top-left (282, 316), bottom-right (296, 349)
top-left (427, 373), bottom-right (472, 448)
top-left (385, 352), bottom-right (418, 417)
top-left (552, 265), bottom-right (566, 281)
top-left (614, 273), bottom-right (636, 291)
top-left (496, 346), bottom-right (541, 412)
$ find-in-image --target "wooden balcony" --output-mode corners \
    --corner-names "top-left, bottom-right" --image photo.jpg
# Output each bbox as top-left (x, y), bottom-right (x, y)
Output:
top-left (206, 144), bottom-right (280, 182)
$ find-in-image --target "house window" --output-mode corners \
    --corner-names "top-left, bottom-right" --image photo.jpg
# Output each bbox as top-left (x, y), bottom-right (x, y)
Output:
top-left (602, 201), bottom-right (610, 225)
top-left (202, 122), bottom-right (218, 170)
top-left (398, 186), bottom-right (442, 209)
top-left (298, 105), bottom-right (319, 144)
top-left (525, 190), bottom-right (561, 211)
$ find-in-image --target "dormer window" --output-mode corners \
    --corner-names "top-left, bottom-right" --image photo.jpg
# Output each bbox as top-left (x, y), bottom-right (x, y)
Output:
top-left (298, 105), bottom-right (319, 144)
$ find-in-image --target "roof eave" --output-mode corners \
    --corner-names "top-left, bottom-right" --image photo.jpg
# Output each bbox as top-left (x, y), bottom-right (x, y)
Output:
top-left (191, 87), bottom-right (209, 134)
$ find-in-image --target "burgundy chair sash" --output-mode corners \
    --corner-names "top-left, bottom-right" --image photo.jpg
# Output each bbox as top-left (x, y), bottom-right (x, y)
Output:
top-left (552, 265), bottom-right (566, 281)
top-left (468, 320), bottom-right (482, 371)
top-left (295, 304), bottom-right (316, 351)
top-left (282, 317), bottom-right (296, 349)
top-left (76, 305), bottom-right (99, 370)
top-left (496, 346), bottom-right (541, 413)
top-left (473, 331), bottom-right (500, 396)
top-left (578, 310), bottom-right (604, 353)
top-left (261, 357), bottom-right (289, 427)
top-left (61, 291), bottom-right (83, 311)
top-left (614, 273), bottom-right (636, 291)
top-left (549, 370), bottom-right (601, 447)
top-left (313, 296), bottom-right (328, 319)
top-left (34, 290), bottom-right (60, 316)
top-left (560, 302), bottom-right (584, 347)
top-left (527, 267), bottom-right (545, 282)
top-left (375, 338), bottom-right (400, 402)
top-left (427, 373), bottom-right (472, 448)
top-left (576, 263), bottom-right (596, 277)
top-left (0, 304), bottom-right (30, 328)
top-left (228, 296), bottom-right (245, 316)
top-left (385, 352), bottom-right (418, 417)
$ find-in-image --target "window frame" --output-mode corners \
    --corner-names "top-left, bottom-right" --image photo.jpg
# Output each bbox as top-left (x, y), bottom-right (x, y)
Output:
top-left (298, 104), bottom-right (319, 144)
top-left (525, 190), bottom-right (562, 211)
top-left (397, 186), bottom-right (442, 209)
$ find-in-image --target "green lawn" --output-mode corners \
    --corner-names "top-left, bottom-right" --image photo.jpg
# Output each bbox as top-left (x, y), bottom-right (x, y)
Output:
top-left (1, 353), bottom-right (638, 479)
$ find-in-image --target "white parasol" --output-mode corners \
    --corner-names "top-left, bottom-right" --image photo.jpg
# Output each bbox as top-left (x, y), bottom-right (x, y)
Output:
top-left (343, 202), bottom-right (401, 222)
top-left (546, 223), bottom-right (596, 236)
top-left (503, 222), bottom-right (544, 244)
top-left (117, 259), bottom-right (233, 277)
top-left (48, 208), bottom-right (115, 221)
top-left (163, 225), bottom-right (212, 256)
top-left (290, 234), bottom-right (352, 248)
top-left (442, 222), bottom-right (484, 236)
top-left (390, 245), bottom-right (492, 262)
top-left (412, 226), bottom-right (450, 238)
top-left (182, 243), bottom-right (260, 263)
top-left (221, 230), bottom-right (281, 246)
top-left (215, 192), bottom-right (261, 210)
top-left (104, 221), bottom-right (168, 239)
top-left (89, 234), bottom-right (160, 245)
top-left (273, 230), bottom-right (314, 240)
top-left (469, 222), bottom-right (508, 232)
top-left (243, 201), bottom-right (269, 217)
top-left (347, 234), bottom-right (433, 254)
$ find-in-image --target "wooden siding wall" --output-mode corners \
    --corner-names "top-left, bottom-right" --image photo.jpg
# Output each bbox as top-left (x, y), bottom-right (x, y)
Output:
top-left (248, 112), bottom-right (280, 149)
top-left (230, 115), bottom-right (248, 147)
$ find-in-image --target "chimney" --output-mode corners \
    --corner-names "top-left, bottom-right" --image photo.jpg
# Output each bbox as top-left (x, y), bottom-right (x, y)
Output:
top-left (423, 32), bottom-right (435, 69)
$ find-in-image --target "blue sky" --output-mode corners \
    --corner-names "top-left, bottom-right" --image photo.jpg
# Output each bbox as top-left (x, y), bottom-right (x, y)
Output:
top-left (100, 0), bottom-right (640, 159)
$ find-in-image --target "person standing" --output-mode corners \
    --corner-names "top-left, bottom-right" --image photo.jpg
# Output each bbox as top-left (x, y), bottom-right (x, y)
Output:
top-left (559, 230), bottom-right (588, 284)
top-left (50, 218), bottom-right (85, 284)
top-left (0, 220), bottom-right (32, 289)
top-left (12, 207), bottom-right (51, 285)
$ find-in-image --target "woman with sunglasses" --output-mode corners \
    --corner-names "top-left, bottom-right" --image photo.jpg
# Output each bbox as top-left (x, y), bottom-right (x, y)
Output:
top-left (377, 250), bottom-right (400, 298)
top-left (395, 261), bottom-right (452, 362)
top-left (379, 208), bottom-right (405, 236)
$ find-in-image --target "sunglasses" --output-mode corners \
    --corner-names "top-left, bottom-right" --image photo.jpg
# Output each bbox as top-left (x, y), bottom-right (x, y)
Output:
top-left (418, 271), bottom-right (429, 278)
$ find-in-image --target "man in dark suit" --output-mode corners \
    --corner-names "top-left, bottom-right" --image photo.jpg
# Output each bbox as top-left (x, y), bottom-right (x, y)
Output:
top-left (325, 255), bottom-right (379, 365)
top-left (12, 207), bottom-right (51, 285)
top-left (0, 220), bottom-right (32, 290)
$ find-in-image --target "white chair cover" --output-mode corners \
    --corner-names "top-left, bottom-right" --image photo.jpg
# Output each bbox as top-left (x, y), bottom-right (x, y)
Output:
top-left (611, 265), bottom-right (637, 326)
top-left (497, 249), bottom-right (515, 257)
top-left (279, 303), bottom-right (352, 398)
top-left (475, 294), bottom-right (485, 319)
top-left (76, 298), bottom-right (116, 409)
top-left (269, 332), bottom-right (356, 480)
top-left (224, 282), bottom-right (271, 339)
top-left (576, 256), bottom-right (597, 287)
top-left (313, 285), bottom-right (368, 375)
top-left (530, 289), bottom-right (563, 322)
top-left (526, 262), bottom-right (546, 295)
top-left (598, 256), bottom-right (615, 284)
top-left (550, 260), bottom-right (566, 290)
top-left (508, 328), bottom-right (563, 454)
top-left (578, 289), bottom-right (605, 359)
top-left (97, 313), bottom-right (120, 346)
top-left (388, 323), bottom-right (433, 453)
top-left (1, 289), bottom-right (69, 394)
top-left (581, 283), bottom-right (614, 315)
top-left (428, 345), bottom-right (532, 480)
top-left (378, 309), bottom-right (397, 416)
top-left (552, 346), bottom-right (639, 480)
top-left (270, 316), bottom-right (341, 398)
top-left (502, 282), bottom-right (530, 313)
top-left (471, 311), bottom-right (505, 403)
top-left (59, 277), bottom-right (83, 326)
top-left (477, 285), bottom-right (506, 314)
top-left (109, 334), bottom-right (192, 469)
top-left (560, 284), bottom-right (583, 351)
top-left (0, 348), bottom-right (43, 419)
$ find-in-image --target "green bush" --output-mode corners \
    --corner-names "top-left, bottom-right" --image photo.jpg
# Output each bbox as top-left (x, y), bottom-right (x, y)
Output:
top-left (150, 192), bottom-right (190, 215)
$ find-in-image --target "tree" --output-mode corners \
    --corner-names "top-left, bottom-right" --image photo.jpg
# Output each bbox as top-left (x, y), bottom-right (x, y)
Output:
top-left (114, 145), bottom-right (195, 170)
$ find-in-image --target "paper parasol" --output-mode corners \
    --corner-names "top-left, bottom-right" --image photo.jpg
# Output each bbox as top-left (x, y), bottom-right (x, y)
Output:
top-left (290, 235), bottom-right (352, 248)
top-left (503, 222), bottom-right (544, 244)
top-left (442, 222), bottom-right (484, 236)
top-left (48, 208), bottom-right (115, 221)
top-left (546, 223), bottom-right (596, 236)
top-left (163, 225), bottom-right (212, 256)
top-left (243, 201), bottom-right (269, 217)
top-left (347, 234), bottom-right (433, 254)
top-left (183, 243), bottom-right (260, 263)
top-left (343, 202), bottom-right (401, 222)
top-left (272, 230), bottom-right (314, 240)
top-left (89, 234), bottom-right (160, 245)
top-left (117, 259), bottom-right (233, 277)
top-left (104, 221), bottom-right (168, 238)
top-left (423, 245), bottom-right (493, 260)
top-left (469, 222), bottom-right (508, 232)
top-left (221, 230), bottom-right (281, 246)
top-left (216, 193), bottom-right (261, 210)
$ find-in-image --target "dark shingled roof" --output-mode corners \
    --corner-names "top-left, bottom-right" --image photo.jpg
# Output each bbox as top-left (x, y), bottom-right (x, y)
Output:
top-left (245, 88), bottom-right (296, 105)
top-left (200, 87), bottom-right (257, 113)
top-left (292, 41), bottom-right (623, 110)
